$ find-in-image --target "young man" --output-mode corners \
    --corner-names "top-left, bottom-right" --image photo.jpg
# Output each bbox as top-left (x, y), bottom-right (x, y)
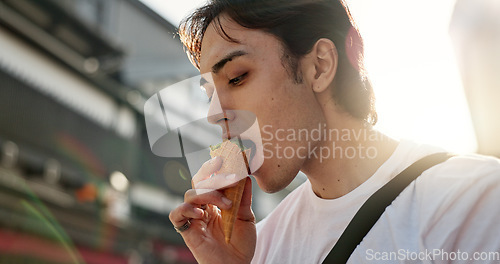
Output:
top-left (168, 0), bottom-right (500, 263)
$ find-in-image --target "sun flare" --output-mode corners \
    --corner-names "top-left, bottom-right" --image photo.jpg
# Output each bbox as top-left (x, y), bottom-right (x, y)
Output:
top-left (349, 0), bottom-right (477, 153)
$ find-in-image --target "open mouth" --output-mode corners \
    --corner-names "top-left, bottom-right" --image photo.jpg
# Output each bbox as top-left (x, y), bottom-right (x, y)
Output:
top-left (240, 139), bottom-right (257, 164)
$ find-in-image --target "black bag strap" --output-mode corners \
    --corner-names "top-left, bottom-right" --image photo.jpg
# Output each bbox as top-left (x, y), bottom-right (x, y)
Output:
top-left (322, 152), bottom-right (454, 264)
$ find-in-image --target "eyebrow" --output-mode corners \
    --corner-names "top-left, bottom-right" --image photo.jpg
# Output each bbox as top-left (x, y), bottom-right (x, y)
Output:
top-left (211, 50), bottom-right (248, 74)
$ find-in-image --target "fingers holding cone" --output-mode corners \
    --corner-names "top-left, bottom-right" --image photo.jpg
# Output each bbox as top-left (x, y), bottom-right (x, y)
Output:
top-left (210, 140), bottom-right (251, 243)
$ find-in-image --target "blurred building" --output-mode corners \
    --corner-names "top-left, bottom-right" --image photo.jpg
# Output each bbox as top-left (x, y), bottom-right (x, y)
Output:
top-left (450, 0), bottom-right (500, 157)
top-left (0, 0), bottom-right (305, 262)
top-left (0, 0), bottom-right (198, 263)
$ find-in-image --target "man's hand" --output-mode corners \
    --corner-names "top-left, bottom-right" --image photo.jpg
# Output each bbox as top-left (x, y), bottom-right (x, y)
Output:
top-left (169, 156), bottom-right (256, 264)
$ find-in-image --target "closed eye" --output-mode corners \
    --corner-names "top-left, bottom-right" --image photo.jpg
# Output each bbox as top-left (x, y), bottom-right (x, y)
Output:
top-left (229, 73), bottom-right (248, 86)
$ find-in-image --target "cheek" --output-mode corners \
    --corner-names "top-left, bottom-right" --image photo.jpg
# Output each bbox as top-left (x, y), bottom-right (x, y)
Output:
top-left (246, 60), bottom-right (319, 142)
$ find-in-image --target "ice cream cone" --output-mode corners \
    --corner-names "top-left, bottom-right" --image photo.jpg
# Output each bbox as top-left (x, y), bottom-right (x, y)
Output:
top-left (210, 140), bottom-right (250, 243)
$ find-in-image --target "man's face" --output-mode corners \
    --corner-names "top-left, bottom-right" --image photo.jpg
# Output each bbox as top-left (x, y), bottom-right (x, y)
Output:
top-left (199, 15), bottom-right (325, 193)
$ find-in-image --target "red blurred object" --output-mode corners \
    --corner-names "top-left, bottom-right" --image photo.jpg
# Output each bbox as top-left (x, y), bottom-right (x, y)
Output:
top-left (0, 229), bottom-right (77, 263)
top-left (76, 183), bottom-right (98, 202)
top-left (0, 229), bottom-right (128, 264)
top-left (78, 246), bottom-right (128, 264)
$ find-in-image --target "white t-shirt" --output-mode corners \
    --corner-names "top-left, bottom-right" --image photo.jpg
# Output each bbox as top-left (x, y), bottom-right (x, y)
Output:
top-left (252, 140), bottom-right (500, 263)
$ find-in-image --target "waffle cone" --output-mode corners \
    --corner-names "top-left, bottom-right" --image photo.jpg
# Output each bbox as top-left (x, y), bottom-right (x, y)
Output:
top-left (210, 140), bottom-right (250, 243)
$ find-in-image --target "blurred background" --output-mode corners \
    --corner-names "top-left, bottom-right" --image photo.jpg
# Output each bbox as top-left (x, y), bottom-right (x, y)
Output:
top-left (0, 0), bottom-right (498, 263)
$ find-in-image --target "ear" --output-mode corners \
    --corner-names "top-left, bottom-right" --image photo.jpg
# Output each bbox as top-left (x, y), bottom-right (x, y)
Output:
top-left (306, 38), bottom-right (338, 93)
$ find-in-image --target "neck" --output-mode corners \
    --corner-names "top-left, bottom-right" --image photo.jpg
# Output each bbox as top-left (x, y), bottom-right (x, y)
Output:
top-left (301, 114), bottom-right (398, 199)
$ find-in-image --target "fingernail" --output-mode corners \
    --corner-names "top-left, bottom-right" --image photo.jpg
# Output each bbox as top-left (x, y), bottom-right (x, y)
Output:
top-left (226, 174), bottom-right (236, 180)
top-left (193, 207), bottom-right (204, 216)
top-left (222, 197), bottom-right (232, 206)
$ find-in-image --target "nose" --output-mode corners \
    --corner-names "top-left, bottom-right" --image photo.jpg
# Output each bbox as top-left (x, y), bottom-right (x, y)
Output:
top-left (206, 89), bottom-right (235, 137)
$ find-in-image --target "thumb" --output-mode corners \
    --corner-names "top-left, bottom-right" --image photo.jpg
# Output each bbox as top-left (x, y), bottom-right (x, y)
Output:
top-left (237, 177), bottom-right (255, 222)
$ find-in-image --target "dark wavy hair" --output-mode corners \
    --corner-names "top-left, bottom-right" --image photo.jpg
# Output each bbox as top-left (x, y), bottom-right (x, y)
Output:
top-left (179, 0), bottom-right (377, 125)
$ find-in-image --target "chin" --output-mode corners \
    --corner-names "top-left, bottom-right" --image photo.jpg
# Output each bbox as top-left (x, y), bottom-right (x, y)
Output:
top-left (251, 170), bottom-right (292, 194)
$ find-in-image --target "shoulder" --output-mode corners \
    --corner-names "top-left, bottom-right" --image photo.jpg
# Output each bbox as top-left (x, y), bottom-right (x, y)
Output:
top-left (427, 153), bottom-right (500, 177)
top-left (415, 153), bottom-right (500, 216)
top-left (359, 153), bottom-right (500, 259)
top-left (414, 154), bottom-right (500, 251)
top-left (416, 153), bottom-right (500, 201)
